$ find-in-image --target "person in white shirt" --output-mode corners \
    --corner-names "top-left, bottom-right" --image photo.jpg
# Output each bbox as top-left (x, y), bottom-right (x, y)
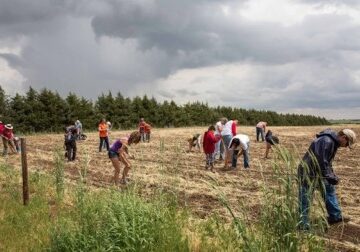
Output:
top-left (226, 134), bottom-right (250, 169)
top-left (214, 117), bottom-right (227, 160)
top-left (221, 119), bottom-right (238, 164)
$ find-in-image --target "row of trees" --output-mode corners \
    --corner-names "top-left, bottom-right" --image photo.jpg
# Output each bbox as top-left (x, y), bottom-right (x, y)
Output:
top-left (0, 85), bottom-right (329, 133)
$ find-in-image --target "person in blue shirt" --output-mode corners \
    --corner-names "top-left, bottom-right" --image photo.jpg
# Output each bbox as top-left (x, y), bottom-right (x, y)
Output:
top-left (298, 128), bottom-right (356, 230)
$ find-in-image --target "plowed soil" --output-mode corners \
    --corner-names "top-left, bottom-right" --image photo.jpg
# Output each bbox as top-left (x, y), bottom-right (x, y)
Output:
top-left (2, 125), bottom-right (360, 251)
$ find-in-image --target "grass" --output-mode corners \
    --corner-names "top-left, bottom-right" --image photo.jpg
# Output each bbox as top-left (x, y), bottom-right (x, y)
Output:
top-left (0, 142), bottom-right (330, 251)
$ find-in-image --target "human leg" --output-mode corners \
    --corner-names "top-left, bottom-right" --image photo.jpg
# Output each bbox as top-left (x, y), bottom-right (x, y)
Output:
top-left (260, 128), bottom-right (265, 141)
top-left (321, 181), bottom-right (342, 222)
top-left (231, 150), bottom-right (239, 168)
top-left (110, 157), bottom-right (121, 185)
top-left (2, 137), bottom-right (8, 156)
top-left (256, 127), bottom-right (260, 141)
top-left (243, 146), bottom-right (250, 168)
top-left (299, 184), bottom-right (311, 229)
top-left (99, 137), bottom-right (104, 152)
top-left (72, 141), bottom-right (77, 161)
top-left (264, 142), bottom-right (271, 158)
top-left (105, 137), bottom-right (110, 151)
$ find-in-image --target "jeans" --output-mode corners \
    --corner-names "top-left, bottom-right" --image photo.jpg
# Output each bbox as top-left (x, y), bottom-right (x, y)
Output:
top-left (65, 140), bottom-right (77, 161)
top-left (299, 179), bottom-right (342, 228)
top-left (215, 138), bottom-right (224, 159)
top-left (99, 137), bottom-right (109, 152)
top-left (141, 132), bottom-right (146, 142)
top-left (231, 147), bottom-right (250, 168)
top-left (205, 152), bottom-right (216, 166)
top-left (256, 127), bottom-right (264, 141)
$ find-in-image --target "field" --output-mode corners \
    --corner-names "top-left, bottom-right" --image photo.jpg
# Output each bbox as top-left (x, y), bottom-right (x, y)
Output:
top-left (2, 125), bottom-right (360, 251)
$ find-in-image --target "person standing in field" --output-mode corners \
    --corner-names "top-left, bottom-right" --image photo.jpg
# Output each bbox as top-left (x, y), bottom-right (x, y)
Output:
top-left (203, 125), bottom-right (222, 172)
top-left (138, 118), bottom-right (146, 142)
top-left (64, 125), bottom-right (77, 162)
top-left (75, 120), bottom-right (83, 140)
top-left (98, 118), bottom-right (110, 152)
top-left (214, 118), bottom-right (227, 161)
top-left (221, 119), bottom-right (238, 165)
top-left (226, 134), bottom-right (250, 169)
top-left (144, 122), bottom-right (151, 142)
top-left (298, 128), bottom-right (356, 230)
top-left (256, 121), bottom-right (267, 142)
top-left (108, 138), bottom-right (131, 185)
top-left (264, 130), bottom-right (279, 159)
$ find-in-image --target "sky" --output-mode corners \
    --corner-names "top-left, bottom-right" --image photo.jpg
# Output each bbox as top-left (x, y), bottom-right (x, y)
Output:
top-left (1, 0), bottom-right (360, 120)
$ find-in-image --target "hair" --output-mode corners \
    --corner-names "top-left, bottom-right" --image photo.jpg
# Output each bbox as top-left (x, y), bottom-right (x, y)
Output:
top-left (208, 125), bottom-right (215, 131)
top-left (230, 138), bottom-right (240, 148)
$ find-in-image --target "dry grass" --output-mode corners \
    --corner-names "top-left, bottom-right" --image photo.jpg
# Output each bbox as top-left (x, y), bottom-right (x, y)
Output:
top-left (2, 125), bottom-right (360, 250)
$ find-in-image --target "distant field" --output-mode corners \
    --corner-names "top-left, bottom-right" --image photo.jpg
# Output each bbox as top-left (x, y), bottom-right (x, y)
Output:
top-left (2, 125), bottom-right (360, 250)
top-left (329, 119), bottom-right (360, 124)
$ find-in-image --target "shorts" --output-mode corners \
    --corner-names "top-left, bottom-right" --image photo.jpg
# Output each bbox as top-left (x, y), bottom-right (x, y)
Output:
top-left (108, 150), bottom-right (119, 159)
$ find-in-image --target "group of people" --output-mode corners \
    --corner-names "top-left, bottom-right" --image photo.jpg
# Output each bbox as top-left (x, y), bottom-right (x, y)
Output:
top-left (0, 121), bottom-right (20, 156)
top-left (193, 119), bottom-right (279, 173)
top-left (1, 115), bottom-right (352, 230)
top-left (197, 119), bottom-right (357, 229)
top-left (98, 118), bottom-right (150, 185)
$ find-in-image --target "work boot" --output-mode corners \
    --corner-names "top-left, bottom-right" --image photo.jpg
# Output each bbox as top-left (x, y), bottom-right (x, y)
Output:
top-left (328, 216), bottom-right (351, 225)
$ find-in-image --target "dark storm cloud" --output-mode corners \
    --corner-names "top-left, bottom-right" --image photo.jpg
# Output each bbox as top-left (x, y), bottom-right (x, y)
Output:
top-left (0, 0), bottom-right (360, 118)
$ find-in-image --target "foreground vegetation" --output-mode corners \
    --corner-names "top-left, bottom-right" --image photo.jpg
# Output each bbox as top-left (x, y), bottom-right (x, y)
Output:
top-left (0, 85), bottom-right (328, 133)
top-left (0, 146), bottom-right (328, 251)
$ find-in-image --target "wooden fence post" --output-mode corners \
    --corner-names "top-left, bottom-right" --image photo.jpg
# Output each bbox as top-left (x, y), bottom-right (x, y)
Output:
top-left (20, 138), bottom-right (29, 206)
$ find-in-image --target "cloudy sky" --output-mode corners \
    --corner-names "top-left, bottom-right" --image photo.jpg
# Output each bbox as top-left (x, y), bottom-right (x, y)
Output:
top-left (1, 0), bottom-right (360, 119)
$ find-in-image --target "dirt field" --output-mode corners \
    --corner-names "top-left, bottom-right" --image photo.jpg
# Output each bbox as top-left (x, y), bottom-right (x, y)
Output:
top-left (2, 125), bottom-right (360, 251)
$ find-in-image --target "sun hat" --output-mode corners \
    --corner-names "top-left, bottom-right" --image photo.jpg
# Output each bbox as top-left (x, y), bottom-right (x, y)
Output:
top-left (5, 124), bottom-right (13, 130)
top-left (342, 129), bottom-right (356, 148)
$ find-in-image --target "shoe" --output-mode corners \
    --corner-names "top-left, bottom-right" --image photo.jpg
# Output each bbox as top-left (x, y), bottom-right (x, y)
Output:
top-left (120, 178), bottom-right (128, 185)
top-left (328, 216), bottom-right (351, 225)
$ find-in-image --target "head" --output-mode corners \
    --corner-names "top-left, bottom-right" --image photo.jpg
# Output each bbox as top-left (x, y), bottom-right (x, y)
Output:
top-left (140, 118), bottom-right (144, 122)
top-left (338, 129), bottom-right (356, 148)
top-left (75, 120), bottom-right (80, 124)
top-left (220, 117), bottom-right (228, 125)
top-left (233, 120), bottom-right (238, 125)
top-left (101, 118), bottom-right (106, 123)
top-left (208, 125), bottom-right (215, 131)
top-left (5, 124), bottom-right (13, 130)
top-left (231, 138), bottom-right (240, 148)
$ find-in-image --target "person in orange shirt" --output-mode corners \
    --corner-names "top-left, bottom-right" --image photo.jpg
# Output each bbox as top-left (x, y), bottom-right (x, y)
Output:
top-left (144, 123), bottom-right (151, 142)
top-left (98, 118), bottom-right (109, 152)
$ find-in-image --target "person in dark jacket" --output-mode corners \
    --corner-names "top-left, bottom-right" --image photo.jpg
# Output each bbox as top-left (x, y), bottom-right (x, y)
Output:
top-left (298, 128), bottom-right (356, 229)
top-left (64, 125), bottom-right (77, 162)
top-left (264, 130), bottom-right (279, 159)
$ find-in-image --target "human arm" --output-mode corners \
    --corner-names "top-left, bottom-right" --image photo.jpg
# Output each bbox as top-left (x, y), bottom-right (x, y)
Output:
top-left (231, 122), bottom-right (237, 136)
top-left (315, 138), bottom-right (339, 185)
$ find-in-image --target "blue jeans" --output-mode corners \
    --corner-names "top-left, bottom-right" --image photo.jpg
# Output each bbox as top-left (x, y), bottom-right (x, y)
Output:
top-left (256, 127), bottom-right (264, 141)
top-left (215, 138), bottom-right (224, 159)
top-left (231, 147), bottom-right (250, 168)
top-left (299, 180), bottom-right (342, 228)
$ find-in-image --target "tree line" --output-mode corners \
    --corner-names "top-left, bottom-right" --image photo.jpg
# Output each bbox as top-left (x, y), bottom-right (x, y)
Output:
top-left (0, 85), bottom-right (329, 133)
